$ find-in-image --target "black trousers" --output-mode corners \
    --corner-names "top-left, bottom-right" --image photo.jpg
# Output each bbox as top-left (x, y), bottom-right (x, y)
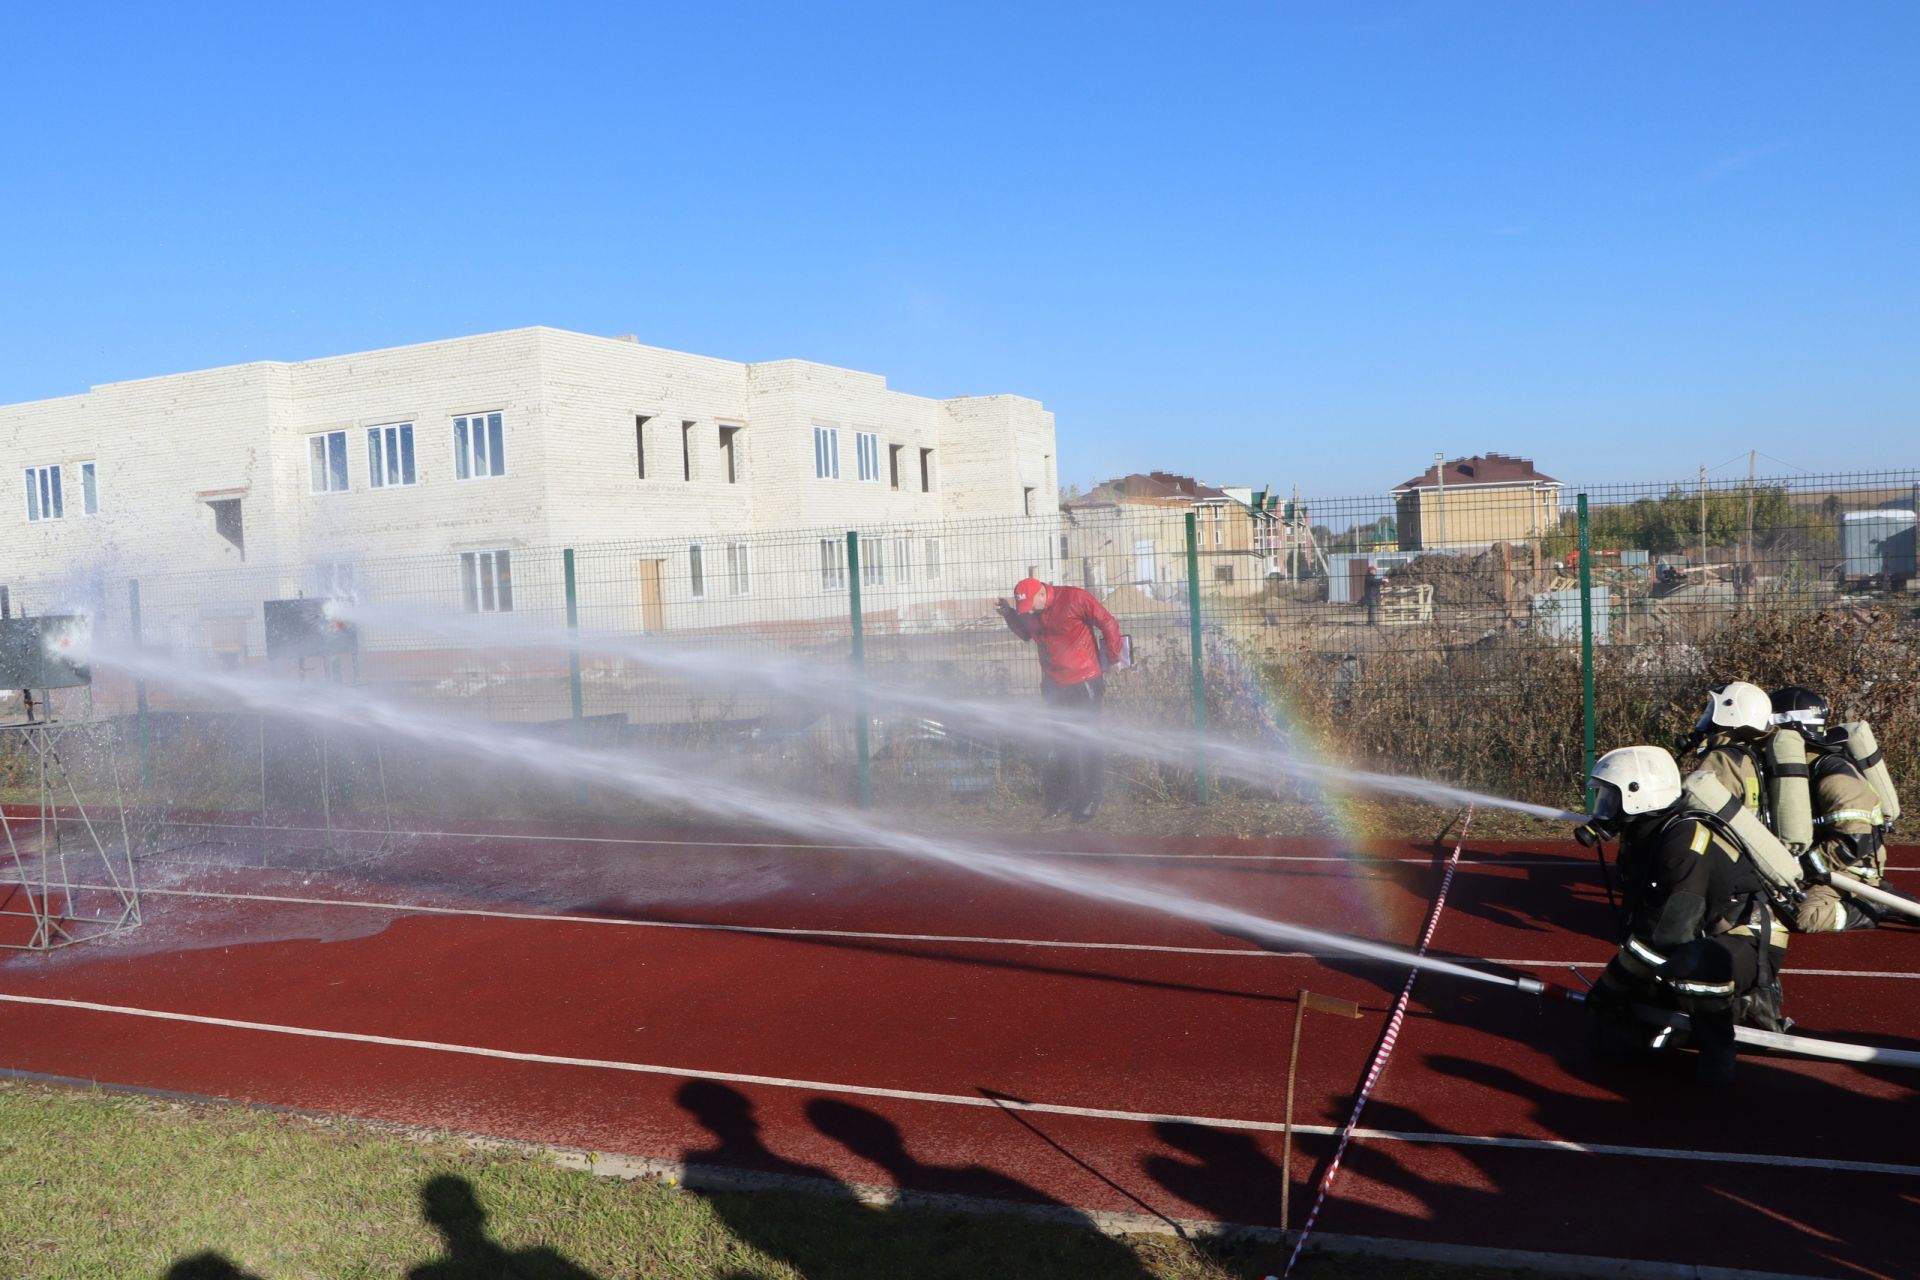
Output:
top-left (1040, 676), bottom-right (1106, 814)
top-left (1598, 935), bottom-right (1780, 1051)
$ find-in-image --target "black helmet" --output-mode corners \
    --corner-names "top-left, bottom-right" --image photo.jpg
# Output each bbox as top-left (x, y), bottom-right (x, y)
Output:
top-left (1770, 686), bottom-right (1845, 748)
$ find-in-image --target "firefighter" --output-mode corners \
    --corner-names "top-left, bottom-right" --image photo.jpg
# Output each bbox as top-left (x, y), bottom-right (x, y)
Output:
top-left (1682, 681), bottom-right (1774, 819)
top-left (995, 577), bottom-right (1126, 822)
top-left (1584, 744), bottom-right (1788, 1086)
top-left (1770, 687), bottom-right (1889, 932)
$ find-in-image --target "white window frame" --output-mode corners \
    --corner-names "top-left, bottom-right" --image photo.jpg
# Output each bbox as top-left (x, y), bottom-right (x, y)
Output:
top-left (856, 431), bottom-right (880, 483)
top-left (308, 431), bottom-right (349, 494)
top-left (893, 537), bottom-right (912, 585)
top-left (819, 537), bottom-right (847, 591)
top-left (689, 544), bottom-right (707, 600)
top-left (23, 464), bottom-right (64, 522)
top-left (454, 412), bottom-right (506, 480)
top-left (459, 548), bottom-right (514, 613)
top-left (367, 423), bottom-right (417, 489)
top-left (924, 537), bottom-right (942, 581)
top-left (727, 542), bottom-right (751, 596)
top-left (79, 461), bottom-right (98, 516)
top-left (861, 534), bottom-right (886, 587)
top-left (813, 426), bottom-right (840, 480)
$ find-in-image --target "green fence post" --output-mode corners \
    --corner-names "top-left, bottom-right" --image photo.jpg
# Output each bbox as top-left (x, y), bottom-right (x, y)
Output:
top-left (847, 531), bottom-right (872, 808)
top-left (1185, 511), bottom-right (1209, 804)
top-left (128, 578), bottom-right (152, 787)
top-left (1577, 494), bottom-right (1596, 803)
top-left (563, 548), bottom-right (584, 721)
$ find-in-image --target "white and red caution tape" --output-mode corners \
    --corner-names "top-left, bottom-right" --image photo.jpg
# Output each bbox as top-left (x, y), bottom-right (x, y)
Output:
top-left (1282, 806), bottom-right (1475, 1277)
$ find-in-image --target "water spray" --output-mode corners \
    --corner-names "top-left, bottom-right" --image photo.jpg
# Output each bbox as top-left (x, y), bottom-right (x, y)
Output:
top-left (91, 640), bottom-right (1537, 994)
top-left (333, 601), bottom-right (1590, 827)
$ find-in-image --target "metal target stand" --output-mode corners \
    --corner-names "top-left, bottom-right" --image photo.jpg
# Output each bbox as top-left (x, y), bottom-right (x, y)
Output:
top-left (1, 616), bottom-right (141, 952)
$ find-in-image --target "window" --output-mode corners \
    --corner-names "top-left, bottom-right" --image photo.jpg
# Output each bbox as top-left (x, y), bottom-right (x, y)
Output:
top-left (682, 421), bottom-right (694, 482)
top-left (861, 535), bottom-right (886, 587)
top-left (1213, 506), bottom-right (1224, 547)
top-left (689, 544), bottom-right (706, 599)
top-left (24, 464), bottom-right (63, 521)
top-left (367, 424), bottom-right (416, 489)
top-left (893, 537), bottom-right (912, 584)
top-left (924, 537), bottom-right (942, 581)
top-left (819, 537), bottom-right (846, 590)
top-left (1023, 486), bottom-right (1035, 517)
top-left (211, 499), bottom-right (245, 558)
top-left (80, 462), bottom-right (98, 515)
top-left (719, 426), bottom-right (741, 484)
top-left (1059, 534), bottom-right (1070, 561)
top-left (1214, 564), bottom-right (1234, 583)
top-left (856, 431), bottom-right (880, 482)
top-left (460, 549), bottom-right (513, 613)
top-left (813, 426), bottom-right (840, 480)
top-left (635, 415), bottom-right (651, 478)
top-left (454, 412), bottom-right (505, 479)
top-left (888, 444), bottom-right (903, 489)
top-left (314, 561), bottom-right (357, 600)
top-left (308, 432), bottom-right (349, 493)
top-left (727, 542), bottom-right (751, 595)
top-left (919, 447), bottom-right (934, 492)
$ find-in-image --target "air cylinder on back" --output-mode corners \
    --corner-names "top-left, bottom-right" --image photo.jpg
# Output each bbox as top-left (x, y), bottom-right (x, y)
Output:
top-left (1767, 730), bottom-right (1815, 852)
top-left (1682, 770), bottom-right (1804, 898)
top-left (1842, 721), bottom-right (1901, 826)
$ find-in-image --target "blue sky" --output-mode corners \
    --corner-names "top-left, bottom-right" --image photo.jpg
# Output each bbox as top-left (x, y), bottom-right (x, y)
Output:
top-left (2, 2), bottom-right (1914, 496)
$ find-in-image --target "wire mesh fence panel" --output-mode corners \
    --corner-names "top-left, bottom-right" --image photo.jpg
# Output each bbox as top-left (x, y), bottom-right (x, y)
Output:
top-left (3, 468), bottom-right (1915, 828)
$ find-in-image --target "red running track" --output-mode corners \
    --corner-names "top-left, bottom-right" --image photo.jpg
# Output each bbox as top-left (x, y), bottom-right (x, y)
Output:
top-left (1, 820), bottom-right (1916, 1278)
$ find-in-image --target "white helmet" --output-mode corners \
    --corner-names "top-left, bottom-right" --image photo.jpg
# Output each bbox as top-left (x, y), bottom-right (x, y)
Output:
top-left (1695, 680), bottom-right (1773, 741)
top-left (1588, 745), bottom-right (1684, 828)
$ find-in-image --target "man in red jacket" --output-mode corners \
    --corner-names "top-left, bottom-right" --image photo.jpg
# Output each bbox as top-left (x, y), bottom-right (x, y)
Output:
top-left (996, 577), bottom-right (1127, 822)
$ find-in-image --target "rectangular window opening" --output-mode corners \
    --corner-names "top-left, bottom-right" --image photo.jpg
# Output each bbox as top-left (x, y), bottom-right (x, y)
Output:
top-left (635, 415), bottom-right (651, 479)
top-left (924, 538), bottom-right (942, 581)
top-left (689, 544), bottom-right (706, 599)
top-left (308, 431), bottom-right (349, 494)
top-left (80, 462), bottom-right (98, 516)
top-left (454, 412), bottom-right (506, 480)
top-left (367, 424), bottom-right (417, 489)
top-left (1023, 486), bottom-right (1036, 517)
top-left (719, 426), bottom-right (740, 484)
top-left (24, 464), bottom-right (65, 522)
top-left (919, 448), bottom-right (934, 492)
top-left (682, 421), bottom-right (694, 482)
top-left (727, 542), bottom-right (751, 595)
top-left (819, 537), bottom-right (847, 590)
top-left (888, 444), bottom-right (902, 490)
top-left (460, 549), bottom-right (514, 613)
top-left (862, 535), bottom-right (886, 587)
top-left (856, 432), bottom-right (880, 483)
top-left (814, 427), bottom-right (841, 480)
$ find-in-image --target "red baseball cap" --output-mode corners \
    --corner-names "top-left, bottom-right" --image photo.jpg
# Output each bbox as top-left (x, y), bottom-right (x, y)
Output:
top-left (1012, 578), bottom-right (1051, 613)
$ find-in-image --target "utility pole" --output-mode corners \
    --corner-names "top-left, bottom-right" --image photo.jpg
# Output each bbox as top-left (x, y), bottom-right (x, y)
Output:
top-left (1432, 451), bottom-right (1447, 551)
top-left (1745, 449), bottom-right (1757, 567)
top-left (1698, 464), bottom-right (1708, 569)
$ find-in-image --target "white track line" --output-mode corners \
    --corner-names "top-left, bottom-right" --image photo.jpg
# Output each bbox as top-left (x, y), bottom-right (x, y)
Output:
top-left (2, 990), bottom-right (1914, 1179)
top-left (74, 885), bottom-right (1920, 980)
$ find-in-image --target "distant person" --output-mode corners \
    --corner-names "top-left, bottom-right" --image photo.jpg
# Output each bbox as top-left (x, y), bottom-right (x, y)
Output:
top-left (1581, 745), bottom-right (1788, 1085)
top-left (1362, 564), bottom-right (1384, 626)
top-left (996, 577), bottom-right (1127, 822)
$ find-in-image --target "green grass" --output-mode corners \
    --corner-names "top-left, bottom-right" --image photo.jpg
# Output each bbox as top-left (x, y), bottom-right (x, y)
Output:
top-left (0, 1081), bottom-right (1557, 1280)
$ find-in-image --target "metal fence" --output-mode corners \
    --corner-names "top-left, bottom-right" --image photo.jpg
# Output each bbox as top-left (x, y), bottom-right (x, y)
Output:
top-left (4, 467), bottom-right (1916, 822)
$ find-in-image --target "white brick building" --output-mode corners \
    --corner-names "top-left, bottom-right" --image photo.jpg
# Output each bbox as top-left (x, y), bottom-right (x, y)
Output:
top-left (1, 327), bottom-right (1060, 649)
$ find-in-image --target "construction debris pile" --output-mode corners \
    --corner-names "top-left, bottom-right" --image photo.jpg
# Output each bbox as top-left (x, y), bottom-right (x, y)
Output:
top-left (1386, 543), bottom-right (1550, 610)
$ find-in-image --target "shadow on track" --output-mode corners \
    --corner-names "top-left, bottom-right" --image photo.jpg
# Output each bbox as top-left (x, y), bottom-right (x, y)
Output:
top-left (676, 1080), bottom-right (1164, 1279)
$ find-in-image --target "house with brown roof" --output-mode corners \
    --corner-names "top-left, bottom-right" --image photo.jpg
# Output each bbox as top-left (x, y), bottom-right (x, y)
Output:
top-left (1391, 453), bottom-right (1562, 550)
top-left (1064, 471), bottom-right (1278, 599)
